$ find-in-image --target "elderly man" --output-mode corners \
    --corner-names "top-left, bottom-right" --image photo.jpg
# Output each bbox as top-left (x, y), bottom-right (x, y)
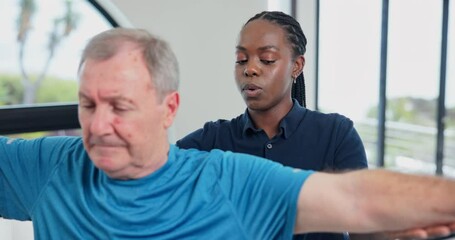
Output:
top-left (1, 28), bottom-right (455, 239)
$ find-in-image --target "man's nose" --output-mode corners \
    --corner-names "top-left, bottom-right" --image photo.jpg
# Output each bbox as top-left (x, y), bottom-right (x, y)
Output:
top-left (90, 108), bottom-right (113, 136)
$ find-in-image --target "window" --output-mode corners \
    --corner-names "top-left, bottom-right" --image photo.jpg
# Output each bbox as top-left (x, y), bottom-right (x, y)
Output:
top-left (318, 0), bottom-right (381, 165)
top-left (444, 1), bottom-right (455, 175)
top-left (385, 0), bottom-right (441, 174)
top-left (315, 0), bottom-right (453, 176)
top-left (0, 0), bottom-right (115, 135)
top-left (0, 0), bottom-right (112, 106)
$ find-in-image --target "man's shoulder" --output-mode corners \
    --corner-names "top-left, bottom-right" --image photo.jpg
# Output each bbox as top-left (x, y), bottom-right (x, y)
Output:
top-left (1, 135), bottom-right (82, 148)
top-left (173, 145), bottom-right (229, 162)
top-left (172, 145), bottom-right (259, 170)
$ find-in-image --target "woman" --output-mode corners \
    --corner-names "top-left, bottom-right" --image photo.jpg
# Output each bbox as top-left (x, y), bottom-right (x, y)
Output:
top-left (177, 11), bottom-right (366, 240)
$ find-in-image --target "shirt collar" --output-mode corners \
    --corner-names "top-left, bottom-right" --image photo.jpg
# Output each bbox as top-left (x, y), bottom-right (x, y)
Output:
top-left (280, 99), bottom-right (307, 138)
top-left (241, 109), bottom-right (259, 134)
top-left (241, 99), bottom-right (307, 139)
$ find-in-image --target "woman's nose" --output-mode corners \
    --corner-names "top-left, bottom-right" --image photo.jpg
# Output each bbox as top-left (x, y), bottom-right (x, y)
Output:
top-left (243, 62), bottom-right (259, 77)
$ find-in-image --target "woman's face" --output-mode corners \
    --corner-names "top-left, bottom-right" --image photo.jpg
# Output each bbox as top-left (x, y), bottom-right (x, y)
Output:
top-left (235, 19), bottom-right (301, 112)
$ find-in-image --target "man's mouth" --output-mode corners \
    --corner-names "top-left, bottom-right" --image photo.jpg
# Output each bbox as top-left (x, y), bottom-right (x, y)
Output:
top-left (89, 137), bottom-right (126, 148)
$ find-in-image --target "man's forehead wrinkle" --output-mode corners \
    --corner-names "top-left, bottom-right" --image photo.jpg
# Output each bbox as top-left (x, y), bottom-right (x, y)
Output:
top-left (96, 90), bottom-right (132, 102)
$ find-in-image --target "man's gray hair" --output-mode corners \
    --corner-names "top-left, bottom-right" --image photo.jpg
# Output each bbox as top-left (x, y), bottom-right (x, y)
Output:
top-left (78, 28), bottom-right (179, 100)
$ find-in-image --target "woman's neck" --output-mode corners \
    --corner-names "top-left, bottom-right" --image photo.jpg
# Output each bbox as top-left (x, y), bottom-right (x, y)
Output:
top-left (248, 100), bottom-right (293, 139)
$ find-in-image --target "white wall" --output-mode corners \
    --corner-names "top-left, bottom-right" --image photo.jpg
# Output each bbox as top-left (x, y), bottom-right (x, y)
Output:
top-left (297, 0), bottom-right (318, 109)
top-left (0, 218), bottom-right (34, 240)
top-left (0, 219), bottom-right (12, 239)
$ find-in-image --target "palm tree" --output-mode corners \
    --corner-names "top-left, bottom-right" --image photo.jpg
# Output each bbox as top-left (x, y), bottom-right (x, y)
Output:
top-left (16, 0), bottom-right (79, 104)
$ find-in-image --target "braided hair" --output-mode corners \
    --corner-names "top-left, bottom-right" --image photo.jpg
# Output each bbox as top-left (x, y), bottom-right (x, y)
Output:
top-left (245, 11), bottom-right (307, 108)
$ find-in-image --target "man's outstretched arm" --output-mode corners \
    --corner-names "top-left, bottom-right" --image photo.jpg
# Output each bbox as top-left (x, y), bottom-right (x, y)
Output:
top-left (294, 169), bottom-right (455, 234)
top-left (351, 223), bottom-right (455, 240)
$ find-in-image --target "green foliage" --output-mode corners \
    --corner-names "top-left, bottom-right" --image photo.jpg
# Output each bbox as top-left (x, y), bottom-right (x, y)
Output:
top-left (36, 76), bottom-right (78, 103)
top-left (446, 108), bottom-right (455, 129)
top-left (0, 73), bottom-right (78, 106)
top-left (366, 96), bottom-right (455, 128)
top-left (0, 74), bottom-right (23, 105)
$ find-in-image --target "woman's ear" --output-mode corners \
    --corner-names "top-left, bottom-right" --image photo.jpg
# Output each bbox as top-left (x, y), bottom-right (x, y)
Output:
top-left (293, 55), bottom-right (305, 77)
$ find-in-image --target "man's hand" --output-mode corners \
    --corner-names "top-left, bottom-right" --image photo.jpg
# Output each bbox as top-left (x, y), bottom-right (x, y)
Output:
top-left (351, 222), bottom-right (455, 240)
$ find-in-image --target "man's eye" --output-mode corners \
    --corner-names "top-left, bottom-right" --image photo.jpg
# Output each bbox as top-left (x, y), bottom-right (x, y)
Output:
top-left (81, 104), bottom-right (95, 109)
top-left (113, 106), bottom-right (129, 112)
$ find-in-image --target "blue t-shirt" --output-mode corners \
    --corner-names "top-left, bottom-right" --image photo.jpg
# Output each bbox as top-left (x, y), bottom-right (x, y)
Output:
top-left (0, 136), bottom-right (312, 239)
top-left (177, 100), bottom-right (368, 240)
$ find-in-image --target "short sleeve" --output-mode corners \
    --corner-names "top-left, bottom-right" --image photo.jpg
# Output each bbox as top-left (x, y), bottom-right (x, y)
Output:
top-left (333, 118), bottom-right (368, 170)
top-left (0, 137), bottom-right (78, 219)
top-left (216, 151), bottom-right (313, 239)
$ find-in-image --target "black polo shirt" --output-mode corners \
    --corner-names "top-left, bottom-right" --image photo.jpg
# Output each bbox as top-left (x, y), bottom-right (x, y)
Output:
top-left (177, 100), bottom-right (367, 172)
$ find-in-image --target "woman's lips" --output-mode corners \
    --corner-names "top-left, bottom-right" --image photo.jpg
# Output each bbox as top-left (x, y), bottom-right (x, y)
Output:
top-left (242, 84), bottom-right (262, 97)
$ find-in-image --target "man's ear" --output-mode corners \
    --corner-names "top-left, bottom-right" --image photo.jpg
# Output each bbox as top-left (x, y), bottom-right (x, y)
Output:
top-left (162, 91), bottom-right (180, 128)
top-left (293, 55), bottom-right (305, 77)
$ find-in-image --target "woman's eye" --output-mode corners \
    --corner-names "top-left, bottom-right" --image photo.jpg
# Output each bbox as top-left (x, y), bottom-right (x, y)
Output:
top-left (261, 60), bottom-right (276, 64)
top-left (236, 59), bottom-right (247, 65)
